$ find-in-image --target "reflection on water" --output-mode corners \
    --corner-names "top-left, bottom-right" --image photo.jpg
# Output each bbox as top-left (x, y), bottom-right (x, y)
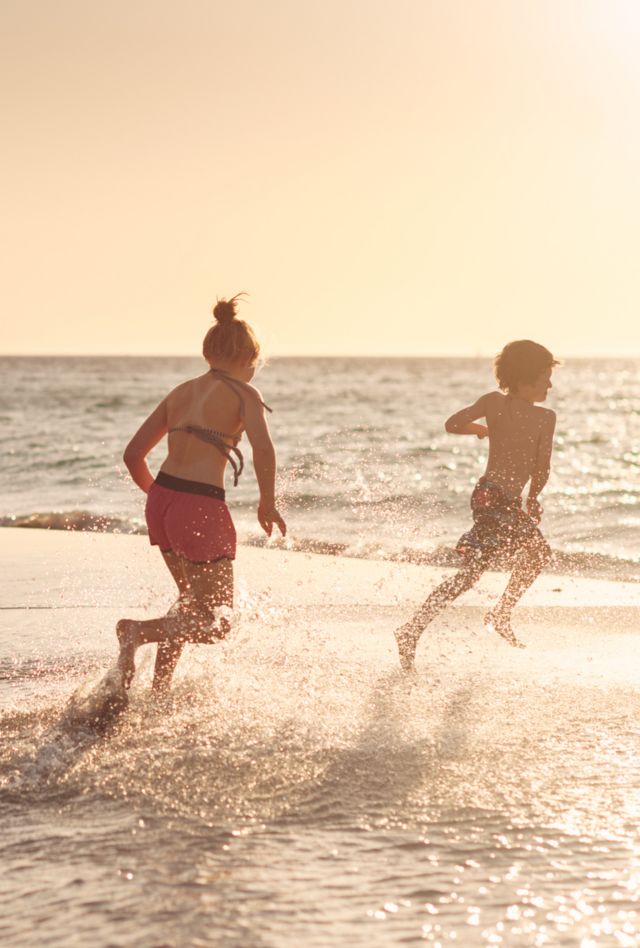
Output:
top-left (3, 602), bottom-right (640, 946)
top-left (2, 356), bottom-right (640, 577)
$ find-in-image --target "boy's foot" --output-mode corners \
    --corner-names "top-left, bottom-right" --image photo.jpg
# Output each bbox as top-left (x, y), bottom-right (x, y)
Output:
top-left (394, 625), bottom-right (420, 674)
top-left (116, 619), bottom-right (137, 688)
top-left (484, 609), bottom-right (526, 649)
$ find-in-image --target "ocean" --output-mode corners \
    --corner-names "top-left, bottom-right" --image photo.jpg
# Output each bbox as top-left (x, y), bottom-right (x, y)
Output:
top-left (2, 356), bottom-right (640, 947)
top-left (2, 355), bottom-right (640, 579)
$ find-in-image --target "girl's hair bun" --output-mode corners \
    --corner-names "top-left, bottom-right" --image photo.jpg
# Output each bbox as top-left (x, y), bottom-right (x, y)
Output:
top-left (213, 298), bottom-right (236, 324)
top-left (203, 291), bottom-right (259, 365)
top-left (212, 292), bottom-right (246, 325)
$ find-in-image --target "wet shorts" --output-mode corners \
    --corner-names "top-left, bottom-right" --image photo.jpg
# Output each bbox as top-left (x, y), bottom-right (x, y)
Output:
top-left (456, 477), bottom-right (543, 563)
top-left (145, 471), bottom-right (236, 563)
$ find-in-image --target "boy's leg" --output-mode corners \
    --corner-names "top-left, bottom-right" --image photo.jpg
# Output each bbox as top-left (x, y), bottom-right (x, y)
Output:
top-left (394, 559), bottom-right (486, 672)
top-left (485, 533), bottom-right (550, 647)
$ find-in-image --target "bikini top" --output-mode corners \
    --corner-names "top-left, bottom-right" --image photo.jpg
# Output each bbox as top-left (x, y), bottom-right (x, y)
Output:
top-left (169, 369), bottom-right (272, 486)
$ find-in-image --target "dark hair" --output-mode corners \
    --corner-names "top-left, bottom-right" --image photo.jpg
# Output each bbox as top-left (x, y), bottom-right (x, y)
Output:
top-left (202, 293), bottom-right (260, 365)
top-left (494, 340), bottom-right (559, 393)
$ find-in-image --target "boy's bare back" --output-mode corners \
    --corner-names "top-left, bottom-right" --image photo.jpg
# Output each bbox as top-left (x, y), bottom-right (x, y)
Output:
top-left (444, 348), bottom-right (557, 513)
top-left (481, 391), bottom-right (555, 498)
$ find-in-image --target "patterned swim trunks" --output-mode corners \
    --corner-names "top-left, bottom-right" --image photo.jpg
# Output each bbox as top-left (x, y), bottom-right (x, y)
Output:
top-left (456, 477), bottom-right (543, 563)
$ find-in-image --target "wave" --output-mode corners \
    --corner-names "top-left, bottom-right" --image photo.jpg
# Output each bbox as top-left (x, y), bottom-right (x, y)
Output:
top-left (2, 510), bottom-right (639, 581)
top-left (0, 511), bottom-right (146, 533)
top-left (282, 491), bottom-right (417, 509)
top-left (247, 537), bottom-right (640, 582)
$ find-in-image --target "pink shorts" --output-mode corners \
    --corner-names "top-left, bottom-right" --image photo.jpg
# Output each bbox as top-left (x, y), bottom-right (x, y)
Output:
top-left (145, 472), bottom-right (236, 563)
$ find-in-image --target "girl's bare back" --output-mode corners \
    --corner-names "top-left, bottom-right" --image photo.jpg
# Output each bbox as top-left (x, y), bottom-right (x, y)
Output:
top-left (161, 372), bottom-right (247, 488)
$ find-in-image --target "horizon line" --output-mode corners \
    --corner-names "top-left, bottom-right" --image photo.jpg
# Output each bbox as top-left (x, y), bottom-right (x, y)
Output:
top-left (1, 351), bottom-right (640, 360)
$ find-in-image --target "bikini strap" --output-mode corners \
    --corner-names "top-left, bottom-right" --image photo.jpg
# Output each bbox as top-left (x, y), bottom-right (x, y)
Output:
top-left (168, 425), bottom-right (245, 486)
top-left (209, 369), bottom-right (272, 415)
top-left (165, 371), bottom-right (269, 489)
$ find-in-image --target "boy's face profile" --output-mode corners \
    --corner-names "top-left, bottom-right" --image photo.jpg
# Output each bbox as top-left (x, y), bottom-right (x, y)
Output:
top-left (513, 366), bottom-right (553, 404)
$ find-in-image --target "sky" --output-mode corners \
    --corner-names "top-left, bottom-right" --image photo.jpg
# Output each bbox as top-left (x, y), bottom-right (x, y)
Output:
top-left (2, 0), bottom-right (640, 357)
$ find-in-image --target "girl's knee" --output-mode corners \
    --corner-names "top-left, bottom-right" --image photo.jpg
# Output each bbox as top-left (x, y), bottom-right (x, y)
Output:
top-left (181, 604), bottom-right (231, 643)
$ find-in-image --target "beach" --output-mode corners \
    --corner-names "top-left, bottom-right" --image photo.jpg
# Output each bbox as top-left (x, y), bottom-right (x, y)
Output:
top-left (3, 526), bottom-right (640, 946)
top-left (6, 0), bottom-right (640, 942)
top-left (6, 0), bottom-right (640, 938)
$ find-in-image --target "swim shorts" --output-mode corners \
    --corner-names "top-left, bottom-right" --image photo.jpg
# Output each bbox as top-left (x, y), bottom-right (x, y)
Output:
top-left (456, 477), bottom-right (543, 563)
top-left (145, 471), bottom-right (236, 563)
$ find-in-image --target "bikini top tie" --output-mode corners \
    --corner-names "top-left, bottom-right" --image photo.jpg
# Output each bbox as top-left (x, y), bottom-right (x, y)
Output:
top-left (169, 369), bottom-right (272, 486)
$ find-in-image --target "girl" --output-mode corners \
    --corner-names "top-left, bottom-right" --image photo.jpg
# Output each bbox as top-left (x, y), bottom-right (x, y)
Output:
top-left (118, 295), bottom-right (286, 690)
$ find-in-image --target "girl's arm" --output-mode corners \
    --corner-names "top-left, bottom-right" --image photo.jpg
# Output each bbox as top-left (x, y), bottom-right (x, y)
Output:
top-left (444, 392), bottom-right (496, 439)
top-left (243, 389), bottom-right (287, 537)
top-left (122, 399), bottom-right (168, 493)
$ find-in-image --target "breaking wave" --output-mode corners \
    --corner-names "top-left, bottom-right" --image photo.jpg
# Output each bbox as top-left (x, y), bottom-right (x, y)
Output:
top-left (2, 509), bottom-right (638, 582)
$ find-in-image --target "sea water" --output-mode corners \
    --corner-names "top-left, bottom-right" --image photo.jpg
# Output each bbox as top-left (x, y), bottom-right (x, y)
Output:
top-left (2, 355), bottom-right (640, 576)
top-left (2, 357), bottom-right (640, 947)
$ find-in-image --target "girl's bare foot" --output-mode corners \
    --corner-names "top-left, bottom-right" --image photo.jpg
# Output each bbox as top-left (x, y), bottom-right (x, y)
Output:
top-left (116, 619), bottom-right (138, 688)
top-left (394, 625), bottom-right (419, 674)
top-left (484, 609), bottom-right (526, 648)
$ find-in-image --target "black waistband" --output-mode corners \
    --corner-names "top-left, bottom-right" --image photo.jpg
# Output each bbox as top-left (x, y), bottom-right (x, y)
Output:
top-left (155, 470), bottom-right (226, 501)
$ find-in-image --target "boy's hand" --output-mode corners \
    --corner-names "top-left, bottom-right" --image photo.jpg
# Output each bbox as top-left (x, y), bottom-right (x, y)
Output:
top-left (258, 502), bottom-right (287, 538)
top-left (475, 424), bottom-right (489, 440)
top-left (526, 497), bottom-right (543, 524)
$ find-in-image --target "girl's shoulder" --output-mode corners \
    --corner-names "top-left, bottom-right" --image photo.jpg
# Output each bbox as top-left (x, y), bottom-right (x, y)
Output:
top-left (164, 372), bottom-right (211, 405)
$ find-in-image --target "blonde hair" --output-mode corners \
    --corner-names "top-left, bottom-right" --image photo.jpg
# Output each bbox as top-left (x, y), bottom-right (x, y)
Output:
top-left (202, 293), bottom-right (260, 365)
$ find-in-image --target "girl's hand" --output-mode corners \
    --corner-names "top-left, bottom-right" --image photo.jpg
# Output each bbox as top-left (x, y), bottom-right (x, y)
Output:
top-left (475, 425), bottom-right (489, 440)
top-left (526, 497), bottom-right (543, 523)
top-left (258, 502), bottom-right (287, 537)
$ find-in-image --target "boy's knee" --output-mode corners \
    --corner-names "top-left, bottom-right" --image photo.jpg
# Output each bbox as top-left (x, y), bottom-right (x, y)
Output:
top-left (527, 535), bottom-right (551, 569)
top-left (536, 537), bottom-right (551, 563)
top-left (450, 563), bottom-right (484, 595)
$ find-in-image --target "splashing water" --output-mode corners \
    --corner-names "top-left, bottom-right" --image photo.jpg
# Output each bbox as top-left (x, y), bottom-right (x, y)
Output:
top-left (3, 572), bottom-right (640, 947)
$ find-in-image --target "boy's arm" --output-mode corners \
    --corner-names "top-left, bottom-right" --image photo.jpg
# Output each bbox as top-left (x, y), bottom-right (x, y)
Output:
top-left (123, 399), bottom-right (168, 493)
top-left (444, 392), bottom-right (496, 439)
top-left (527, 410), bottom-right (556, 520)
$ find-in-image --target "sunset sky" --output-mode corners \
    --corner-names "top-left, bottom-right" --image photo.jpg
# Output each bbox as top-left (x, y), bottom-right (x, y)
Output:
top-left (2, 0), bottom-right (640, 357)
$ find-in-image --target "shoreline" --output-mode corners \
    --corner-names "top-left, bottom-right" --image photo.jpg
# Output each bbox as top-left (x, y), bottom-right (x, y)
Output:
top-left (1, 518), bottom-right (638, 585)
top-left (2, 526), bottom-right (640, 614)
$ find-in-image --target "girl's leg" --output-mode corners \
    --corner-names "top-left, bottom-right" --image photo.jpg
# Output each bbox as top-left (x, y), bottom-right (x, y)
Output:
top-left (485, 534), bottom-right (550, 646)
top-left (117, 558), bottom-right (234, 689)
top-left (152, 556), bottom-right (234, 690)
top-left (153, 551), bottom-right (190, 690)
top-left (394, 560), bottom-right (486, 672)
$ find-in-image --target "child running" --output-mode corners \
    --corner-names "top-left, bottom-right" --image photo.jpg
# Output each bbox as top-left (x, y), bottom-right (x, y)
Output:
top-left (117, 294), bottom-right (286, 691)
top-left (395, 340), bottom-right (558, 673)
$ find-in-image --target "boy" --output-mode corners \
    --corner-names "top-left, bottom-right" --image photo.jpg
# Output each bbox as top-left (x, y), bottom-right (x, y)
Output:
top-left (395, 340), bottom-right (558, 673)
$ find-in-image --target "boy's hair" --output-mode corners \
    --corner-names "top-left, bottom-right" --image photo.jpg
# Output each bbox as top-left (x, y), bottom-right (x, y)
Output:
top-left (494, 340), bottom-right (559, 393)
